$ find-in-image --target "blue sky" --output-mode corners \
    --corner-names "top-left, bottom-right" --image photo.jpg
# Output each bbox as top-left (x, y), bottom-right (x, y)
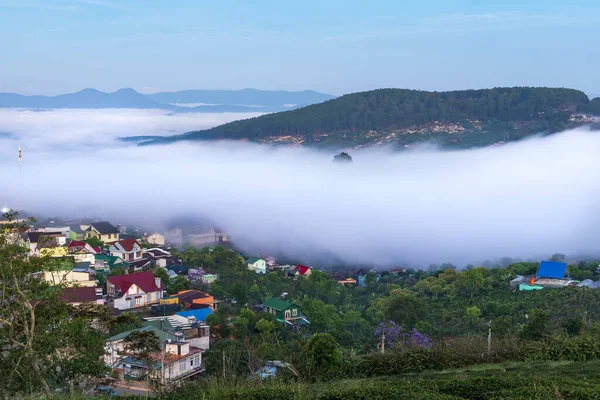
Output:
top-left (1, 0), bottom-right (600, 96)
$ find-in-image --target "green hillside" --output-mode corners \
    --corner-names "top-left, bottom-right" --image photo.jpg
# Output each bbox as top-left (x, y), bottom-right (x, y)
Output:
top-left (146, 87), bottom-right (599, 149)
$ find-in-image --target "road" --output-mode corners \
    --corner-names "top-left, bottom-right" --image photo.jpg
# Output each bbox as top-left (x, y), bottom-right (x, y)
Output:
top-left (112, 381), bottom-right (155, 397)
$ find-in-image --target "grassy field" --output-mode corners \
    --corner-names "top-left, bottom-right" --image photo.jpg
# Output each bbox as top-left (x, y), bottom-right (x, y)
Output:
top-left (12, 361), bottom-right (600, 399)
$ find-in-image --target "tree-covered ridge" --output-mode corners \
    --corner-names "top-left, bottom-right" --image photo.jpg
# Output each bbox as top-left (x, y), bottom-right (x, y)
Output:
top-left (153, 87), bottom-right (597, 146)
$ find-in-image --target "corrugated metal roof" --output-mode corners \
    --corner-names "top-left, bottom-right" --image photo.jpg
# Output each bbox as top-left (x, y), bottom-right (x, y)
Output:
top-left (536, 261), bottom-right (567, 279)
top-left (177, 308), bottom-right (213, 322)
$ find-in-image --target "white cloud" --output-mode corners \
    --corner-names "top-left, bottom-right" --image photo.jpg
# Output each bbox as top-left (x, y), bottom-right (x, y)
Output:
top-left (1, 108), bottom-right (599, 267)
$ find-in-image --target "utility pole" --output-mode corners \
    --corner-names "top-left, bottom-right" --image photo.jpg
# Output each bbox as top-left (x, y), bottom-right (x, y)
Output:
top-left (161, 341), bottom-right (165, 386)
top-left (222, 350), bottom-right (226, 378)
top-left (487, 321), bottom-right (492, 355)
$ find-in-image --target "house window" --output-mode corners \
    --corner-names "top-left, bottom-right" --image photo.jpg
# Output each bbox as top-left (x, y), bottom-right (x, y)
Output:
top-left (108, 234), bottom-right (112, 239)
top-left (179, 360), bottom-right (187, 371)
top-left (285, 310), bottom-right (291, 319)
top-left (135, 297), bottom-right (142, 306)
top-left (195, 354), bottom-right (200, 367)
top-left (292, 308), bottom-right (297, 317)
top-left (168, 364), bottom-right (173, 377)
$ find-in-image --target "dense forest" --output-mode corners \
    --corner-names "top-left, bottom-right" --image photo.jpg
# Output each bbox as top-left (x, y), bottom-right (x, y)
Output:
top-left (147, 87), bottom-right (599, 149)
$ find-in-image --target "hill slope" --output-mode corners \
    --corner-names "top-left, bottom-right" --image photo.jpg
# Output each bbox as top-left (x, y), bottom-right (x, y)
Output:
top-left (145, 87), bottom-right (600, 149)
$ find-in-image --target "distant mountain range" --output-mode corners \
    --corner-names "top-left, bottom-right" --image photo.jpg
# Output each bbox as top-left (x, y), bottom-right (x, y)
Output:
top-left (0, 88), bottom-right (335, 113)
top-left (143, 87), bottom-right (600, 150)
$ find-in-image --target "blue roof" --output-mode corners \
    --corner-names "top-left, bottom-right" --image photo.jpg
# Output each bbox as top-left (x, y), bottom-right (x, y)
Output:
top-left (176, 308), bottom-right (213, 322)
top-left (537, 261), bottom-right (567, 279)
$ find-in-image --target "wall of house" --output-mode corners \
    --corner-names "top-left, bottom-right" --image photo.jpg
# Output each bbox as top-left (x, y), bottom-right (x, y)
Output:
top-left (186, 326), bottom-right (210, 350)
top-left (73, 253), bottom-right (95, 264)
top-left (40, 247), bottom-right (68, 257)
top-left (88, 230), bottom-right (119, 243)
top-left (164, 351), bottom-right (202, 381)
top-left (43, 270), bottom-right (95, 287)
top-left (104, 340), bottom-right (125, 366)
top-left (113, 290), bottom-right (162, 310)
top-left (147, 233), bottom-right (165, 246)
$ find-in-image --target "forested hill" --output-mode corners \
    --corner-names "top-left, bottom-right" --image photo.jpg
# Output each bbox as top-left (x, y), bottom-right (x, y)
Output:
top-left (145, 87), bottom-right (600, 149)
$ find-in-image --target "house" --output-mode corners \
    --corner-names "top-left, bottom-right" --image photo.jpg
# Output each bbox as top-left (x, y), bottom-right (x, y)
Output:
top-left (69, 225), bottom-right (85, 241)
top-left (104, 326), bottom-right (205, 382)
top-left (188, 228), bottom-right (228, 247)
top-left (262, 298), bottom-right (310, 330)
top-left (60, 286), bottom-right (104, 306)
top-left (165, 227), bottom-right (183, 247)
top-left (187, 268), bottom-right (217, 284)
top-left (247, 257), bottom-right (267, 274)
top-left (253, 361), bottom-right (292, 380)
top-left (41, 226), bottom-right (70, 236)
top-left (143, 315), bottom-right (210, 350)
top-left (21, 232), bottom-right (66, 257)
top-left (288, 265), bottom-right (312, 278)
top-left (67, 240), bottom-right (99, 263)
top-left (357, 268), bottom-right (380, 287)
top-left (144, 232), bottom-right (165, 246)
top-left (84, 221), bottom-right (119, 244)
top-left (142, 248), bottom-right (182, 269)
top-left (533, 261), bottom-right (575, 288)
top-left (94, 254), bottom-right (129, 273)
top-left (171, 290), bottom-right (219, 311)
top-left (107, 271), bottom-right (165, 310)
top-left (109, 239), bottom-right (143, 262)
top-left (265, 256), bottom-right (277, 268)
top-left (201, 274), bottom-right (217, 284)
top-left (42, 259), bottom-right (97, 287)
top-left (338, 278), bottom-right (357, 286)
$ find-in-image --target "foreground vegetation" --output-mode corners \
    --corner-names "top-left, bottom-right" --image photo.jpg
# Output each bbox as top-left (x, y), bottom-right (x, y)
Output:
top-left (17, 360), bottom-right (600, 399)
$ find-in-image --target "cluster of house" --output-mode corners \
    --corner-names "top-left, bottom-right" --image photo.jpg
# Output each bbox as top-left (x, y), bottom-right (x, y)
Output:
top-left (9, 218), bottom-right (317, 384)
top-left (511, 261), bottom-right (600, 291)
top-left (246, 256), bottom-right (314, 278)
top-left (8, 220), bottom-right (225, 383)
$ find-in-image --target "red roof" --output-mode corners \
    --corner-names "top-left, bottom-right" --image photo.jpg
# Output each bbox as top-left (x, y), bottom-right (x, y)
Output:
top-left (68, 240), bottom-right (86, 248)
top-left (115, 238), bottom-right (141, 252)
top-left (107, 271), bottom-right (165, 294)
top-left (295, 265), bottom-right (311, 275)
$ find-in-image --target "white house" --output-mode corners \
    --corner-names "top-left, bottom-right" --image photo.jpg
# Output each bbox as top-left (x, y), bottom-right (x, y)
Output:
top-left (109, 238), bottom-right (143, 262)
top-left (107, 271), bottom-right (165, 310)
top-left (104, 326), bottom-right (205, 382)
top-left (247, 257), bottom-right (267, 274)
top-left (144, 232), bottom-right (165, 246)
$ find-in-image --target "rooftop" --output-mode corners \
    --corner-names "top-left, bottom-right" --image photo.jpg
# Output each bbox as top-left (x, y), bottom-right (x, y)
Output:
top-left (90, 221), bottom-right (118, 235)
top-left (263, 297), bottom-right (294, 311)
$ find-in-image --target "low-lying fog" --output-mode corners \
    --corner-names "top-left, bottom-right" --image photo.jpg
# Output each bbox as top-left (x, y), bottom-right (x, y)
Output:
top-left (1, 108), bottom-right (599, 267)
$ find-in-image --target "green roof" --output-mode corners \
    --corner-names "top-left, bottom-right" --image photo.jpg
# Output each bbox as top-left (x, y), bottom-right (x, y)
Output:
top-left (142, 319), bottom-right (174, 331)
top-left (95, 254), bottom-right (130, 269)
top-left (106, 325), bottom-right (179, 343)
top-left (248, 257), bottom-right (263, 264)
top-left (263, 297), bottom-right (294, 311)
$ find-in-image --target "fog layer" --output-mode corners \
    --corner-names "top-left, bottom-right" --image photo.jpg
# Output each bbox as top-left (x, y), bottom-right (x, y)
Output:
top-left (1, 109), bottom-right (599, 266)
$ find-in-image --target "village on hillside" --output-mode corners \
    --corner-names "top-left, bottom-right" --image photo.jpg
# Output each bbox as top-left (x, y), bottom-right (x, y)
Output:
top-left (2, 214), bottom-right (598, 395)
top-left (1, 216), bottom-right (335, 391)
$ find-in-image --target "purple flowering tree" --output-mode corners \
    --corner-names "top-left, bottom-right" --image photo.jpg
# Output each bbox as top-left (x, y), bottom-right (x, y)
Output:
top-left (375, 321), bottom-right (431, 351)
